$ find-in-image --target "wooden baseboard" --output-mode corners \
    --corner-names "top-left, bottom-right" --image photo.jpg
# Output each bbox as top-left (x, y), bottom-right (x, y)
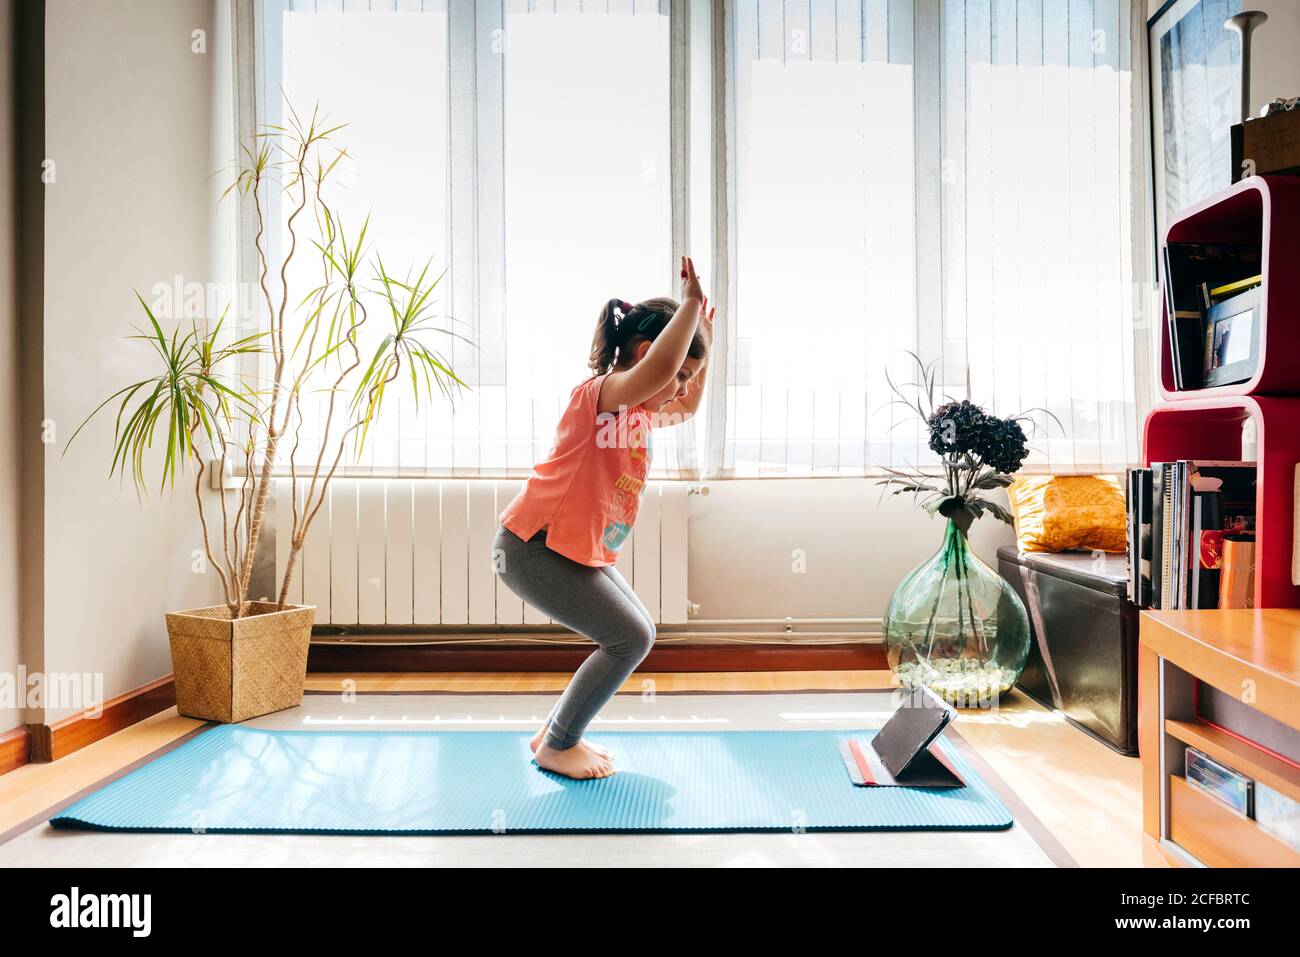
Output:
top-left (0, 726), bottom-right (29, 776)
top-left (307, 641), bottom-right (887, 673)
top-left (27, 675), bottom-right (176, 763)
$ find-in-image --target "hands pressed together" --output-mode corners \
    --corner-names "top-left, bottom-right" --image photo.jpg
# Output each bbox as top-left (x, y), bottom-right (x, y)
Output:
top-left (679, 255), bottom-right (716, 344)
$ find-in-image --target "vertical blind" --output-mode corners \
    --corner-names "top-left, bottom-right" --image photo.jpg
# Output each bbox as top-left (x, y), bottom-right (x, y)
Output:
top-left (708, 0), bottom-right (1140, 476)
top-left (247, 0), bottom-right (1142, 480)
top-left (254, 0), bottom-right (692, 478)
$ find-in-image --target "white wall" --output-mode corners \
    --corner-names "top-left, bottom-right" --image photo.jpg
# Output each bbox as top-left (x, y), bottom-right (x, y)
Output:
top-left (687, 479), bottom-right (1014, 624)
top-left (0, 0), bottom-right (20, 732)
top-left (42, 0), bottom-right (226, 721)
top-left (1242, 1), bottom-right (1300, 112)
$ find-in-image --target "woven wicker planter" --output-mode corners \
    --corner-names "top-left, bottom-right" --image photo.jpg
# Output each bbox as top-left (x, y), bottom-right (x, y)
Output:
top-left (165, 602), bottom-right (315, 724)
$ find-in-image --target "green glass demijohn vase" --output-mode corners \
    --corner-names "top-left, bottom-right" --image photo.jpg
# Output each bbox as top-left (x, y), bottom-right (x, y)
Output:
top-left (884, 509), bottom-right (1030, 708)
top-left (877, 358), bottom-right (1046, 707)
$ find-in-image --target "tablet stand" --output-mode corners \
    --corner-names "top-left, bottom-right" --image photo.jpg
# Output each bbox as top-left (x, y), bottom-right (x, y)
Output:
top-left (840, 731), bottom-right (966, 789)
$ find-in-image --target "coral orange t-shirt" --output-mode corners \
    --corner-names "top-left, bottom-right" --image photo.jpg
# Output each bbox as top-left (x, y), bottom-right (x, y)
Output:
top-left (499, 373), bottom-right (653, 567)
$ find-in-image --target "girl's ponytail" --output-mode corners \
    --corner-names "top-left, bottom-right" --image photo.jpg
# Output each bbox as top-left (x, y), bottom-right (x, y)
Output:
top-left (588, 296), bottom-right (700, 375)
top-left (589, 298), bottom-right (629, 374)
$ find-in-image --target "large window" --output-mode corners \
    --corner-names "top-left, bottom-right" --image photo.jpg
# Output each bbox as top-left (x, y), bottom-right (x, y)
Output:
top-left (256, 3), bottom-right (451, 478)
top-left (253, 0), bottom-right (681, 477)
top-left (716, 0), bottom-right (917, 475)
top-left (245, 0), bottom-right (1141, 479)
top-left (712, 0), bottom-right (1140, 476)
top-left (495, 7), bottom-right (676, 475)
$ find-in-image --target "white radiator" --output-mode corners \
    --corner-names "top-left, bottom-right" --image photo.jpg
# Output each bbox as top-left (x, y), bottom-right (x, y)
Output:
top-left (274, 478), bottom-right (690, 626)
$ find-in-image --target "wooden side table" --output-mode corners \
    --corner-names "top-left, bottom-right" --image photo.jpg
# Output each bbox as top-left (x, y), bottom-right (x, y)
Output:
top-left (1140, 609), bottom-right (1300, 867)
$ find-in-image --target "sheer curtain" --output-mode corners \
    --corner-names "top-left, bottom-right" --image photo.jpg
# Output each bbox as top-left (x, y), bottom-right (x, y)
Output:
top-left (707, 0), bottom-right (1141, 477)
top-left (251, 0), bottom-right (693, 479)
top-left (245, 0), bottom-right (1143, 481)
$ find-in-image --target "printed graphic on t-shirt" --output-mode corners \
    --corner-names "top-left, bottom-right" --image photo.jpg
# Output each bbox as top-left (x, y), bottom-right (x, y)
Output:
top-left (603, 471), bottom-right (647, 554)
top-left (610, 488), bottom-right (639, 517)
top-left (613, 473), bottom-right (644, 495)
top-left (602, 521), bottom-right (633, 552)
top-left (600, 412), bottom-right (651, 555)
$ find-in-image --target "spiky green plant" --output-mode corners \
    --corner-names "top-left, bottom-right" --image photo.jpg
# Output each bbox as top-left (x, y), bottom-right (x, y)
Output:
top-left (68, 103), bottom-right (469, 617)
top-left (67, 299), bottom-right (265, 495)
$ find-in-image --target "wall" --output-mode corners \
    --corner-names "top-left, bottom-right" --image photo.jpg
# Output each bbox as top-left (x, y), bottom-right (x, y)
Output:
top-left (687, 479), bottom-right (1014, 624)
top-left (0, 0), bottom-right (18, 732)
top-left (40, 0), bottom-right (226, 722)
top-left (1243, 1), bottom-right (1300, 111)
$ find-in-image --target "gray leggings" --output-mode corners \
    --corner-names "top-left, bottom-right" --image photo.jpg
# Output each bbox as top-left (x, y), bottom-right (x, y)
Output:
top-left (493, 525), bottom-right (656, 750)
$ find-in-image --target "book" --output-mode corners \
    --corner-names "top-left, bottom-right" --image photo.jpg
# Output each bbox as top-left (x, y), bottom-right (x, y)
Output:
top-left (1185, 746), bottom-right (1254, 817)
top-left (1189, 491), bottom-right (1224, 610)
top-left (1159, 462), bottom-right (1180, 605)
top-left (1256, 782), bottom-right (1300, 852)
top-left (1163, 247), bottom-right (1201, 390)
top-left (1148, 461), bottom-right (1255, 609)
top-left (1209, 274), bottom-right (1262, 300)
top-left (1127, 469), bottom-right (1138, 602)
top-left (1175, 460), bottom-right (1190, 608)
top-left (1153, 464), bottom-right (1164, 607)
top-left (1127, 468), bottom-right (1153, 607)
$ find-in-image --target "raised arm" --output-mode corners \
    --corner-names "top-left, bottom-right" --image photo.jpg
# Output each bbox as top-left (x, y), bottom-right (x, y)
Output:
top-left (651, 295), bottom-right (714, 428)
top-left (598, 257), bottom-right (703, 414)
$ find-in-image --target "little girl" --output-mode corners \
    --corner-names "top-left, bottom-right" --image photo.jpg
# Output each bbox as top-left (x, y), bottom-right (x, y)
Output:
top-left (493, 256), bottom-right (713, 780)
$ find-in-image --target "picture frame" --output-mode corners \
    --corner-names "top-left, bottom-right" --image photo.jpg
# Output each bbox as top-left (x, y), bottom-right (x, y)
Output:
top-left (1148, 0), bottom-right (1243, 256)
top-left (1203, 284), bottom-right (1261, 388)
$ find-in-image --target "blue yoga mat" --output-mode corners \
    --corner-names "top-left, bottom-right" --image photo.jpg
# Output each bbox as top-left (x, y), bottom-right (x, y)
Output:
top-left (50, 726), bottom-right (1013, 834)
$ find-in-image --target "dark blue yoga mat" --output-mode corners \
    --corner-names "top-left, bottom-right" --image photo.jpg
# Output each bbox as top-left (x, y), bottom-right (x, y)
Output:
top-left (50, 725), bottom-right (1013, 833)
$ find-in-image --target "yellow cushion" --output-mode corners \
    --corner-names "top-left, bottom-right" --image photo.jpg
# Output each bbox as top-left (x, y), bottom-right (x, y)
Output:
top-left (1005, 475), bottom-right (1127, 553)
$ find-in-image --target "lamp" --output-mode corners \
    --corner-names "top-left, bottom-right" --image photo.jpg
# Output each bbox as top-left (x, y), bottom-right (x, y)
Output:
top-left (1225, 11), bottom-right (1268, 124)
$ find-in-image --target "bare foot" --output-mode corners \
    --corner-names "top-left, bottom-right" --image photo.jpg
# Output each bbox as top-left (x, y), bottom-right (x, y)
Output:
top-left (530, 722), bottom-right (611, 759)
top-left (533, 741), bottom-right (615, 780)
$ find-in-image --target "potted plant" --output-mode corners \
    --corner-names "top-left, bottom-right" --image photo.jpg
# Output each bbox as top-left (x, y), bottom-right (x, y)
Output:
top-left (67, 105), bottom-right (467, 723)
top-left (876, 354), bottom-right (1052, 707)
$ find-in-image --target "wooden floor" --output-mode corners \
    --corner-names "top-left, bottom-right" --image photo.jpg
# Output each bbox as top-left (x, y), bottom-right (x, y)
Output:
top-left (0, 670), bottom-right (1163, 867)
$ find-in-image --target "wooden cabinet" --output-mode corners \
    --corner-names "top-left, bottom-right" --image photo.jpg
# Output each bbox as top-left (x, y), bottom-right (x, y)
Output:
top-left (1140, 609), bottom-right (1300, 867)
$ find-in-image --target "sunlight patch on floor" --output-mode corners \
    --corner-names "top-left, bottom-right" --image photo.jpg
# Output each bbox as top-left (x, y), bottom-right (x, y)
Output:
top-left (300, 713), bottom-right (734, 727)
top-left (947, 706), bottom-right (1069, 729)
top-left (777, 709), bottom-right (892, 723)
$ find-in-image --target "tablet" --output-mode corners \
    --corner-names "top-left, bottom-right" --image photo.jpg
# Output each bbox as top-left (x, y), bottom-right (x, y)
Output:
top-left (872, 686), bottom-right (958, 778)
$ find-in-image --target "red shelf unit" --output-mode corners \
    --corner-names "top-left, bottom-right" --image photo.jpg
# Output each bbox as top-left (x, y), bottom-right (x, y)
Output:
top-left (1158, 175), bottom-right (1300, 400)
top-left (1143, 396), bottom-right (1300, 609)
top-left (1141, 177), bottom-right (1300, 818)
top-left (1145, 175), bottom-right (1300, 610)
